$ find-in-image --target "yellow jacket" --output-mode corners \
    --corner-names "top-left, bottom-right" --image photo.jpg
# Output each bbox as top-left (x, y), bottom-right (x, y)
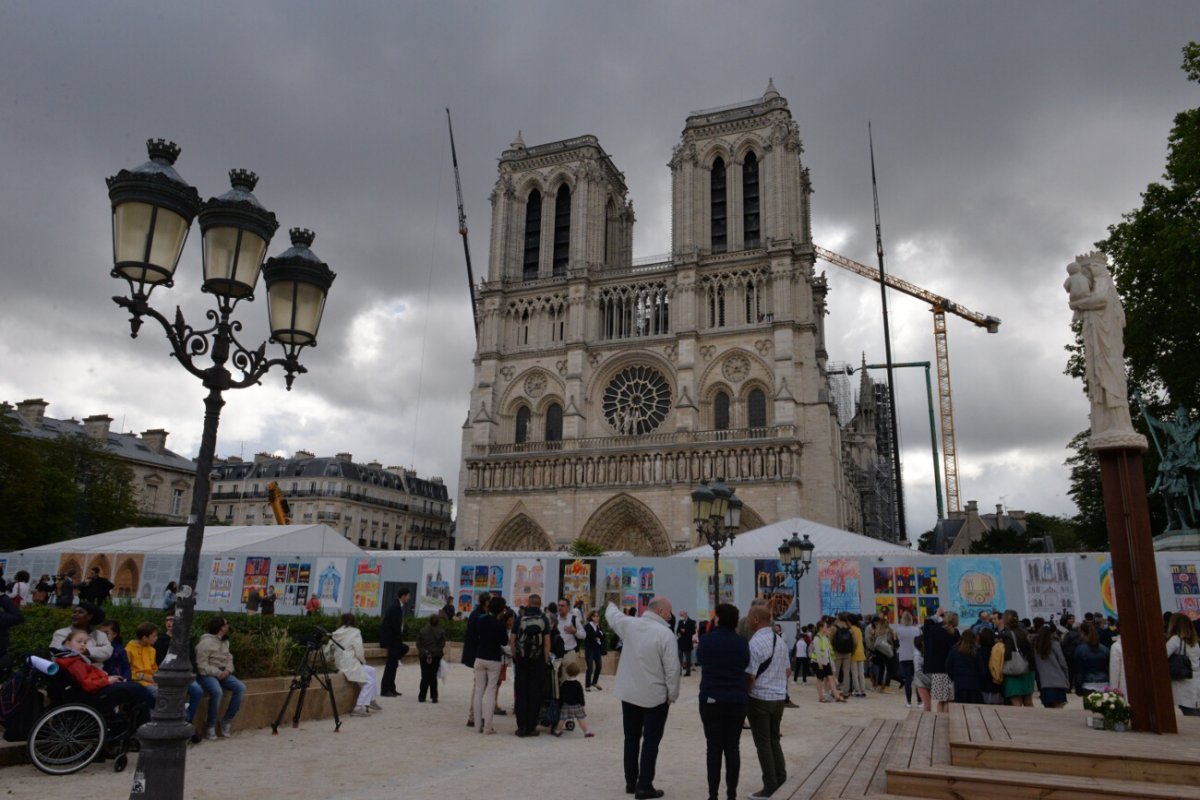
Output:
top-left (851, 625), bottom-right (866, 662)
top-left (126, 641), bottom-right (158, 687)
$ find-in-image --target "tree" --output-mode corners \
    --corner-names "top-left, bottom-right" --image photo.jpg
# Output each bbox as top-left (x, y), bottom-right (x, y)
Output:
top-left (1064, 431), bottom-right (1111, 549)
top-left (968, 525), bottom-right (1041, 555)
top-left (568, 538), bottom-right (606, 558)
top-left (916, 529), bottom-right (937, 554)
top-left (0, 416), bottom-right (142, 550)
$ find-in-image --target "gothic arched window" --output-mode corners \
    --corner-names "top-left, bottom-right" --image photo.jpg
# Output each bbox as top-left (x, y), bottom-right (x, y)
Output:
top-left (748, 388), bottom-right (767, 429)
top-left (714, 391), bottom-right (731, 431)
top-left (553, 184), bottom-right (571, 276)
top-left (523, 190), bottom-right (541, 280)
top-left (545, 403), bottom-right (563, 442)
top-left (515, 406), bottom-right (531, 444)
top-left (711, 158), bottom-right (727, 253)
top-left (743, 152), bottom-right (760, 248)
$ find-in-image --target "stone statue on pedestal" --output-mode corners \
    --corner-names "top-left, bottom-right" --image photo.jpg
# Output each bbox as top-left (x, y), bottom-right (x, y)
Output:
top-left (1065, 252), bottom-right (1145, 450)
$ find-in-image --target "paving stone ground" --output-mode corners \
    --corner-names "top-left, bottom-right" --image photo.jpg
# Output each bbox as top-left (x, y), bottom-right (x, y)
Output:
top-left (3, 666), bottom-right (926, 799)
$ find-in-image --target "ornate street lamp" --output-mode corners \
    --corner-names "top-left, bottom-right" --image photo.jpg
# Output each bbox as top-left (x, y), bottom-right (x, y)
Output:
top-left (778, 532), bottom-right (815, 620)
top-left (107, 140), bottom-right (335, 800)
top-left (693, 477), bottom-right (741, 612)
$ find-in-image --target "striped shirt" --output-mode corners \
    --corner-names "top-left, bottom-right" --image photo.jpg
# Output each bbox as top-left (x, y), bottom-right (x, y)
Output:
top-left (746, 628), bottom-right (788, 701)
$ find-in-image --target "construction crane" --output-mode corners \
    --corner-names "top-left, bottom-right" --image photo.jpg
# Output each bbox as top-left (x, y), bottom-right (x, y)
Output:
top-left (266, 481), bottom-right (292, 525)
top-left (812, 244), bottom-right (1000, 515)
top-left (446, 108), bottom-right (479, 338)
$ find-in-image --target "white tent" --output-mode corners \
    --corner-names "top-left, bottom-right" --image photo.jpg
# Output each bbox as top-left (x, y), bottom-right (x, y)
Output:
top-left (678, 516), bottom-right (913, 559)
top-left (18, 524), bottom-right (365, 557)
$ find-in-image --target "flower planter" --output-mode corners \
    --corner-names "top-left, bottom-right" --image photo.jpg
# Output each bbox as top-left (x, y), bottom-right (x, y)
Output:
top-left (1086, 715), bottom-right (1106, 729)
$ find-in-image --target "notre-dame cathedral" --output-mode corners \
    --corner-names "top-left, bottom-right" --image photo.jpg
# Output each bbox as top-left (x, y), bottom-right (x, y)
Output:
top-left (456, 82), bottom-right (885, 555)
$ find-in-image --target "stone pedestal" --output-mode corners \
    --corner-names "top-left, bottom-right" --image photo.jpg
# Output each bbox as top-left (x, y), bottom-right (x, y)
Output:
top-left (1096, 446), bottom-right (1177, 734)
top-left (1153, 528), bottom-right (1200, 551)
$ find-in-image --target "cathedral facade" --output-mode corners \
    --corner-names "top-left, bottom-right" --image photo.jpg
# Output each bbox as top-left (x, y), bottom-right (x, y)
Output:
top-left (456, 83), bottom-right (879, 555)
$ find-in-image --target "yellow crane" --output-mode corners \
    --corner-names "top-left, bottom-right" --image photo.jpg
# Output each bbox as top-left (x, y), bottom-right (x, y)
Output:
top-left (813, 244), bottom-right (1001, 514)
top-left (266, 481), bottom-right (292, 525)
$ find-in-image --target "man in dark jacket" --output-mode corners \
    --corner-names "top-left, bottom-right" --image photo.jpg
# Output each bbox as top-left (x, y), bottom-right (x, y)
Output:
top-left (379, 589), bottom-right (410, 697)
top-left (79, 567), bottom-right (114, 605)
top-left (676, 610), bottom-right (697, 677)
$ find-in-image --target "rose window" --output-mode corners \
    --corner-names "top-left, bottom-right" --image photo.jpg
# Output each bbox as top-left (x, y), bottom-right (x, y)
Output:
top-left (603, 365), bottom-right (672, 435)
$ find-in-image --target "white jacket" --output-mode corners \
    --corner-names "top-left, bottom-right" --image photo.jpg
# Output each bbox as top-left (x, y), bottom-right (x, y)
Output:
top-left (329, 626), bottom-right (368, 685)
top-left (605, 602), bottom-right (680, 708)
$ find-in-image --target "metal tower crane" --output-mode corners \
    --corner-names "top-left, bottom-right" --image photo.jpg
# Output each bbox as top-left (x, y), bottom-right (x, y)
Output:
top-left (446, 108), bottom-right (479, 338)
top-left (812, 244), bottom-right (1001, 514)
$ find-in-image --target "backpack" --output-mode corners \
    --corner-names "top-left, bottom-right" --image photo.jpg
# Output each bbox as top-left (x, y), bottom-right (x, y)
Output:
top-left (0, 663), bottom-right (44, 742)
top-left (832, 626), bottom-right (856, 655)
top-left (550, 631), bottom-right (566, 659)
top-left (516, 613), bottom-right (547, 660)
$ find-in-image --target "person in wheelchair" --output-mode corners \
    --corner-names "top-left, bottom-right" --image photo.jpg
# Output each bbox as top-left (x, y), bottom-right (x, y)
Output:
top-left (50, 602), bottom-right (112, 666)
top-left (53, 629), bottom-right (153, 725)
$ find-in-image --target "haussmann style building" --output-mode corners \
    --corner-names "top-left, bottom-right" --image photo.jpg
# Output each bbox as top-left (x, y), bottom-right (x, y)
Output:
top-left (456, 82), bottom-right (890, 555)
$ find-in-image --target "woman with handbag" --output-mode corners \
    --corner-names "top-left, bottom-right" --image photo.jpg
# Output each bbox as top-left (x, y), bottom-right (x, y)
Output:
top-left (922, 610), bottom-right (960, 712)
top-left (1032, 622), bottom-right (1070, 708)
top-left (867, 617), bottom-right (897, 693)
top-left (1070, 620), bottom-right (1110, 697)
top-left (1166, 613), bottom-right (1200, 716)
top-left (993, 610), bottom-right (1037, 707)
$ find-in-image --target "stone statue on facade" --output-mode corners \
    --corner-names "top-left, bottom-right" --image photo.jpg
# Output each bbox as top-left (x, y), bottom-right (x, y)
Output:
top-left (1143, 405), bottom-right (1200, 531)
top-left (1066, 252), bottom-right (1144, 449)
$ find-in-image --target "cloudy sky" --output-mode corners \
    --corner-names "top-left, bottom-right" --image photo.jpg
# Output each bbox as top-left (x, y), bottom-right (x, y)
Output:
top-left (1, 2), bottom-right (1194, 538)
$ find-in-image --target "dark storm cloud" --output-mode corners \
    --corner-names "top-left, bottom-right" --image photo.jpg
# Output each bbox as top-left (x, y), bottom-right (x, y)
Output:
top-left (1, 1), bottom-right (1194, 535)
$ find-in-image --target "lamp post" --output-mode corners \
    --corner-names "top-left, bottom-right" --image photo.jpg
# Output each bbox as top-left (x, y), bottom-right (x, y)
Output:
top-left (692, 477), bottom-right (742, 612)
top-left (777, 532), bottom-right (815, 621)
top-left (107, 140), bottom-right (335, 800)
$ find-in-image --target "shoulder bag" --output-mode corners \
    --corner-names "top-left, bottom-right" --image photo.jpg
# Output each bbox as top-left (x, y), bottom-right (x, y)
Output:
top-left (1168, 639), bottom-right (1194, 680)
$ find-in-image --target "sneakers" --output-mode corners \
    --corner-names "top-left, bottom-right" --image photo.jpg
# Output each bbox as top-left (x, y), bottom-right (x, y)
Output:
top-left (205, 727), bottom-right (217, 741)
top-left (350, 706), bottom-right (370, 717)
top-left (368, 700), bottom-right (383, 711)
top-left (220, 719), bottom-right (233, 737)
top-left (747, 790), bottom-right (772, 800)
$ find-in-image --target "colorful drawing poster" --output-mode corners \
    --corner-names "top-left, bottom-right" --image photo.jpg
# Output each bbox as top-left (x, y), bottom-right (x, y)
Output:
top-left (419, 558), bottom-right (454, 614)
top-left (558, 559), bottom-right (597, 613)
top-left (604, 566), bottom-right (640, 612)
top-left (512, 559), bottom-right (546, 608)
top-left (917, 568), bottom-right (939, 596)
top-left (895, 567), bottom-right (917, 595)
top-left (459, 566), bottom-right (474, 588)
top-left (454, 563), bottom-right (505, 613)
top-left (240, 557), bottom-right (271, 604)
top-left (1097, 556), bottom-right (1117, 618)
top-left (206, 556), bottom-right (236, 605)
top-left (269, 560), bottom-right (312, 607)
top-left (875, 596), bottom-right (896, 622)
top-left (897, 596), bottom-right (918, 621)
top-left (1171, 564), bottom-right (1198, 595)
top-left (948, 558), bottom-right (1005, 620)
top-left (637, 592), bottom-right (655, 615)
top-left (694, 559), bottom-right (736, 615)
top-left (1177, 596), bottom-right (1200, 618)
top-left (817, 559), bottom-right (862, 616)
top-left (639, 567), bottom-right (655, 592)
top-left (352, 558), bottom-right (382, 610)
top-left (754, 559), bottom-right (798, 619)
top-left (873, 568), bottom-right (895, 595)
top-left (475, 565), bottom-right (489, 588)
top-left (489, 566), bottom-right (504, 590)
top-left (313, 558), bottom-right (346, 607)
top-left (918, 597), bottom-right (939, 621)
top-left (1022, 556), bottom-right (1080, 618)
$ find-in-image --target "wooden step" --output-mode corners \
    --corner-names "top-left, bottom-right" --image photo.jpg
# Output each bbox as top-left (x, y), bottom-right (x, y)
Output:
top-left (951, 737), bottom-right (1200, 785)
top-left (887, 764), bottom-right (1200, 800)
top-left (776, 725), bottom-right (864, 800)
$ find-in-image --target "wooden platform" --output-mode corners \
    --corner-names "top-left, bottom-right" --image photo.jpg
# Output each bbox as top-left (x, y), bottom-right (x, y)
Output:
top-left (780, 705), bottom-right (1200, 800)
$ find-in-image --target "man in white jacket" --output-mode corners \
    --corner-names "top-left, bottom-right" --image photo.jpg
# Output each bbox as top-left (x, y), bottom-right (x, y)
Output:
top-left (606, 598), bottom-right (680, 800)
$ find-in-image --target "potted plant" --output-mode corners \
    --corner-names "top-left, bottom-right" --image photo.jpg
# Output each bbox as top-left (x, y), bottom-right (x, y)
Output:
top-left (1083, 688), bottom-right (1131, 731)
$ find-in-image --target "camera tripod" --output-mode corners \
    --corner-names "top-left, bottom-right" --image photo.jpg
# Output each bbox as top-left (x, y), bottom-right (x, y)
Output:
top-left (271, 626), bottom-right (343, 734)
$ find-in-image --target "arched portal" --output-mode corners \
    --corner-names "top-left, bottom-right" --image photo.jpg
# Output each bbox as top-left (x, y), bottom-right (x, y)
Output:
top-left (113, 556), bottom-right (141, 599)
top-left (580, 494), bottom-right (672, 557)
top-left (486, 511), bottom-right (553, 551)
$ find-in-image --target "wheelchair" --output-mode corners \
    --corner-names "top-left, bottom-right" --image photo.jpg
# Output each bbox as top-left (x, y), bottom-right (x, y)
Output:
top-left (4, 655), bottom-right (144, 775)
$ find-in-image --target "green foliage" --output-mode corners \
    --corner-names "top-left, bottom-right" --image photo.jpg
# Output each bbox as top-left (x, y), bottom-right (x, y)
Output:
top-left (568, 539), bottom-right (606, 558)
top-left (1023, 511), bottom-right (1083, 553)
top-left (968, 524), bottom-right (1042, 555)
top-left (0, 418), bottom-right (143, 550)
top-left (916, 529), bottom-right (937, 554)
top-left (3, 604), bottom-right (461, 679)
top-left (1064, 431), bottom-right (1111, 549)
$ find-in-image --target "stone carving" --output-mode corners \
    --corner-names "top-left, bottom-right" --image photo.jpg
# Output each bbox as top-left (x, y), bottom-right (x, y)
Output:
top-left (524, 372), bottom-right (547, 398)
top-left (663, 343), bottom-right (678, 363)
top-left (1143, 405), bottom-right (1200, 531)
top-left (699, 345), bottom-right (716, 361)
top-left (755, 339), bottom-right (772, 356)
top-left (602, 365), bottom-right (672, 436)
top-left (499, 366), bottom-right (515, 382)
top-left (588, 352), bottom-right (604, 367)
top-left (1065, 252), bottom-right (1142, 449)
top-left (722, 353), bottom-right (751, 383)
top-left (555, 360), bottom-right (568, 377)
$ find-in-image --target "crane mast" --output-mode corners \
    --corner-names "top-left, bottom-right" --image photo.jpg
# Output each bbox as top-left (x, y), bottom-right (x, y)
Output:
top-left (812, 244), bottom-right (1000, 514)
top-left (446, 108), bottom-right (479, 338)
